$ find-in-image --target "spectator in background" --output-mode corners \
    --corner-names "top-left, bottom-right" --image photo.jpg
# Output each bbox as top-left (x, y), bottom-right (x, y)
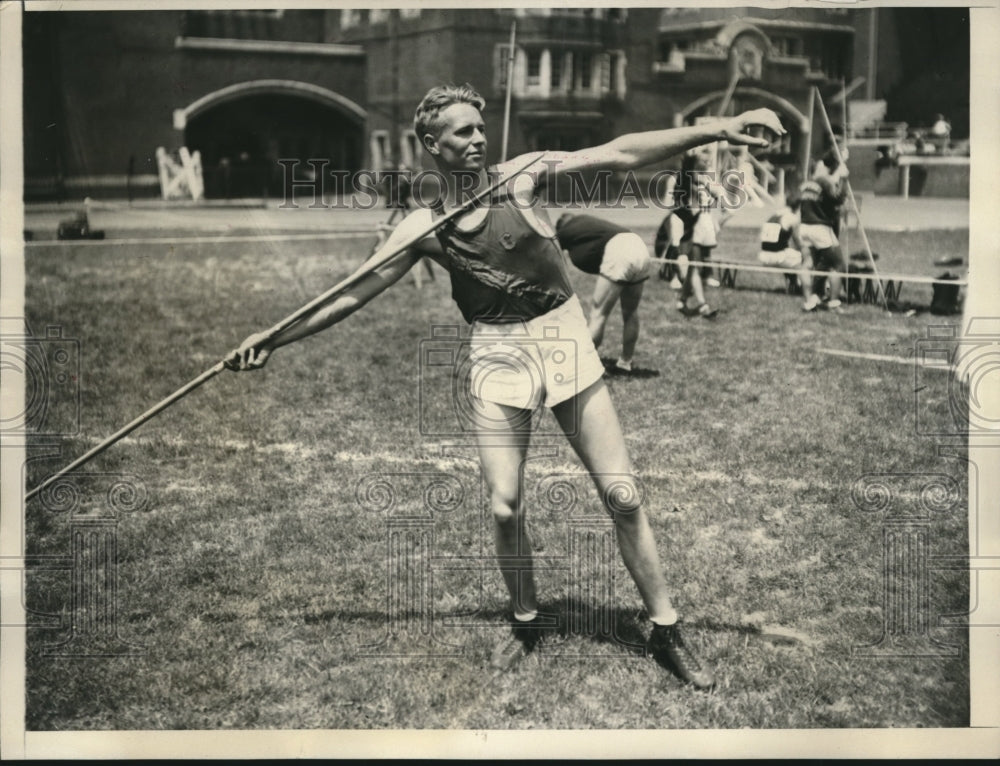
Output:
top-left (654, 203), bottom-right (696, 290)
top-left (676, 149), bottom-right (725, 318)
top-left (931, 113), bottom-right (952, 139)
top-left (757, 193), bottom-right (803, 294)
top-left (930, 113), bottom-right (952, 153)
top-left (799, 149), bottom-right (849, 313)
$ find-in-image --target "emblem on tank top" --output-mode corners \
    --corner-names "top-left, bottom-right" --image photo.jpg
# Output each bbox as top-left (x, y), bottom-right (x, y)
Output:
top-left (499, 232), bottom-right (517, 250)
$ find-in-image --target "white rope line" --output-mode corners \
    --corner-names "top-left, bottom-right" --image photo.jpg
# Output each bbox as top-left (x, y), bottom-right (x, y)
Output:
top-left (817, 348), bottom-right (954, 370)
top-left (652, 257), bottom-right (967, 287)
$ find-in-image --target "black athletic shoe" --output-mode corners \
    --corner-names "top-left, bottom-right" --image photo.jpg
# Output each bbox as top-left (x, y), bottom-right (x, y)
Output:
top-left (698, 304), bottom-right (720, 319)
top-left (648, 623), bottom-right (716, 690)
top-left (489, 616), bottom-right (547, 671)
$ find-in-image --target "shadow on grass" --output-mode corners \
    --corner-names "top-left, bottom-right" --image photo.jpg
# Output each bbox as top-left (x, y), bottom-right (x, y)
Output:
top-left (307, 599), bottom-right (762, 660)
top-left (600, 358), bottom-right (661, 379)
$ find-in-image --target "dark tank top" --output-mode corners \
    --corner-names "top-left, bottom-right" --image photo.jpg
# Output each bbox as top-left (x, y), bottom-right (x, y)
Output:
top-left (799, 178), bottom-right (843, 230)
top-left (556, 214), bottom-right (629, 275)
top-left (431, 191), bottom-right (575, 324)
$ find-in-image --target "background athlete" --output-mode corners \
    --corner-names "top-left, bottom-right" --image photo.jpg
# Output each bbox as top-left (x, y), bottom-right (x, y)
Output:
top-left (555, 213), bottom-right (651, 375)
top-left (228, 83), bottom-right (784, 689)
top-left (799, 148), bottom-right (850, 312)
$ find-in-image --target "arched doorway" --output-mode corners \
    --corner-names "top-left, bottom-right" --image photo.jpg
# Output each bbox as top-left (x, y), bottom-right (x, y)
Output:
top-left (179, 82), bottom-right (365, 199)
top-left (680, 87), bottom-right (809, 189)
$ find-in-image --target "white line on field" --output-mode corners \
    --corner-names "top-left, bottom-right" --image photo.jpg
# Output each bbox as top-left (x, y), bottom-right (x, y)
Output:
top-left (25, 231), bottom-right (377, 247)
top-left (817, 348), bottom-right (953, 370)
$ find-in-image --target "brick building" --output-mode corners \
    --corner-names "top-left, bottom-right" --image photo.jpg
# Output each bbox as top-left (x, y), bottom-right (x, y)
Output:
top-left (22, 7), bottom-right (967, 201)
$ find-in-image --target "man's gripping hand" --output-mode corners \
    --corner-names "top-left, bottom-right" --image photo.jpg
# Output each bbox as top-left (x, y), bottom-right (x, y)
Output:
top-left (224, 331), bottom-right (274, 371)
top-left (721, 109), bottom-right (786, 148)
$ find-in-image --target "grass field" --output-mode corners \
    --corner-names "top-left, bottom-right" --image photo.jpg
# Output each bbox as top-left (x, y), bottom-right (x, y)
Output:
top-left (23, 221), bottom-right (970, 730)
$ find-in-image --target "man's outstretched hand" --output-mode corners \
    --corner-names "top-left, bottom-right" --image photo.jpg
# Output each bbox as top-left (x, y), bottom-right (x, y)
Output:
top-left (224, 331), bottom-right (274, 371)
top-left (721, 109), bottom-right (786, 148)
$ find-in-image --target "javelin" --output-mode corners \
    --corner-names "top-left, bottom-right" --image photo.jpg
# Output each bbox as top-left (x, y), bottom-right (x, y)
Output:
top-left (26, 153), bottom-right (547, 502)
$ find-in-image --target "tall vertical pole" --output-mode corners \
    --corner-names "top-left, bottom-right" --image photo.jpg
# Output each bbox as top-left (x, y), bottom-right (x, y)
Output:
top-left (840, 77), bottom-right (851, 259)
top-left (390, 10), bottom-right (400, 169)
top-left (500, 20), bottom-right (517, 162)
top-left (814, 86), bottom-right (889, 310)
top-left (867, 9), bottom-right (878, 101)
top-left (801, 86), bottom-right (816, 184)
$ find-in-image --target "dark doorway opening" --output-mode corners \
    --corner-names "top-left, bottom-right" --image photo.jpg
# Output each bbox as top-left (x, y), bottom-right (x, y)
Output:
top-left (185, 93), bottom-right (363, 199)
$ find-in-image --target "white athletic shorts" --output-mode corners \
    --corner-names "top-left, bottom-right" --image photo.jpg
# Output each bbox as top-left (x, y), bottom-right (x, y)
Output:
top-left (798, 223), bottom-right (839, 251)
top-left (758, 248), bottom-right (803, 269)
top-left (600, 232), bottom-right (651, 284)
top-left (692, 211), bottom-right (719, 248)
top-left (468, 294), bottom-right (606, 410)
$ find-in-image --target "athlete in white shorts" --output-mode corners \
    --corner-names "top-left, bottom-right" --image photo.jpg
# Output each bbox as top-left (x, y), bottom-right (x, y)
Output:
top-left (229, 83), bottom-right (785, 690)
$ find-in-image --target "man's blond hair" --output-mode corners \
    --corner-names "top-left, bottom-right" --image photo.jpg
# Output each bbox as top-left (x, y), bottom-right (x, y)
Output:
top-left (413, 83), bottom-right (486, 142)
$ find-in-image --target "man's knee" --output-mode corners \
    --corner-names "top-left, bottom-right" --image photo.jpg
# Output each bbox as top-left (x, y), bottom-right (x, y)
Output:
top-left (489, 487), bottom-right (521, 525)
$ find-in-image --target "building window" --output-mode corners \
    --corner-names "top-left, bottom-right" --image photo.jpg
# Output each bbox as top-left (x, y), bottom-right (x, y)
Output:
top-left (599, 53), bottom-right (612, 93)
top-left (182, 9), bottom-right (285, 40)
top-left (608, 50), bottom-right (626, 96)
top-left (340, 9), bottom-right (361, 29)
top-left (369, 9), bottom-right (388, 24)
top-left (526, 50), bottom-right (542, 89)
top-left (578, 51), bottom-right (593, 90)
top-left (550, 50), bottom-right (563, 90)
top-left (399, 9), bottom-right (421, 20)
top-left (772, 36), bottom-right (801, 57)
top-left (400, 131), bottom-right (421, 169)
top-left (370, 130), bottom-right (391, 170)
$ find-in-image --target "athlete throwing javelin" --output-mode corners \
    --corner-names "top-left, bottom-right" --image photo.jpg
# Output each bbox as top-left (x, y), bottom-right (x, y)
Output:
top-left (228, 84), bottom-right (784, 688)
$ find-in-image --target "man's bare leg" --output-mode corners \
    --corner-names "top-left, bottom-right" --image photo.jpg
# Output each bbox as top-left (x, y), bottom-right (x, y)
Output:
top-left (588, 275), bottom-right (622, 352)
top-left (680, 246), bottom-right (708, 310)
top-left (473, 400), bottom-right (538, 618)
top-left (618, 281), bottom-right (644, 367)
top-left (551, 379), bottom-right (715, 688)
top-left (551, 380), bottom-right (675, 623)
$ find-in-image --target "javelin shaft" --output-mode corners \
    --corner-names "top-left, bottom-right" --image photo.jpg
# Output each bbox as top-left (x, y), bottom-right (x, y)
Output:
top-left (25, 362), bottom-right (226, 502)
top-left (813, 87), bottom-right (889, 310)
top-left (26, 154), bottom-right (546, 502)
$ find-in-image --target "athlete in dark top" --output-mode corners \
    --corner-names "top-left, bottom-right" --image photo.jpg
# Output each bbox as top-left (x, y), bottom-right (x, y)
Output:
top-left (555, 213), bottom-right (651, 373)
top-left (555, 214), bottom-right (630, 274)
top-left (798, 149), bottom-right (849, 311)
top-left (228, 83), bottom-right (785, 689)
top-left (431, 189), bottom-right (573, 323)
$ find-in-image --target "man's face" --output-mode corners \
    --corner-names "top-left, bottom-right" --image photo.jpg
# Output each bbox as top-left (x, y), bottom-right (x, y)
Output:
top-left (425, 103), bottom-right (487, 170)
